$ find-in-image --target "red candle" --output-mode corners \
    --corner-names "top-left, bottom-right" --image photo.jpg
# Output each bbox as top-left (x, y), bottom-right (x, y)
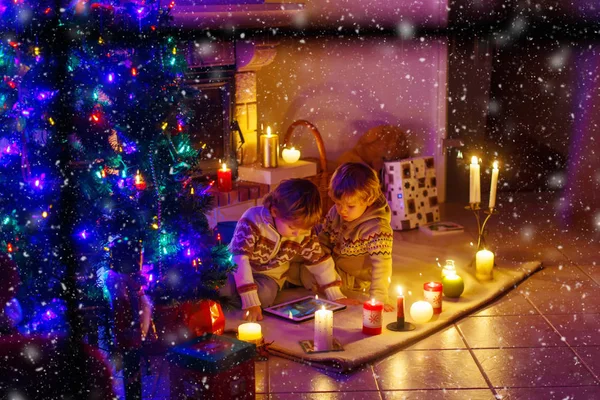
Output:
top-left (363, 298), bottom-right (383, 335)
top-left (423, 281), bottom-right (443, 314)
top-left (396, 286), bottom-right (404, 327)
top-left (217, 163), bottom-right (232, 192)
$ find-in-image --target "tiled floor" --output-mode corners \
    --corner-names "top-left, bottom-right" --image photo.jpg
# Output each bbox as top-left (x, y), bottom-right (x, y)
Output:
top-left (251, 193), bottom-right (600, 400)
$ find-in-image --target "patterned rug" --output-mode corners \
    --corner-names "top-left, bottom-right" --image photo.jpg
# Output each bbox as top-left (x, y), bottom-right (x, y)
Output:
top-left (224, 231), bottom-right (543, 373)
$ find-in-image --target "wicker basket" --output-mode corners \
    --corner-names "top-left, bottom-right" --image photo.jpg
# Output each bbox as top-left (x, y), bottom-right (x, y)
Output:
top-left (283, 120), bottom-right (334, 218)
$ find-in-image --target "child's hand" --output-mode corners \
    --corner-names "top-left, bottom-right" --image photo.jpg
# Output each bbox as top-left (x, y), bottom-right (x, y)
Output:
top-left (383, 303), bottom-right (395, 312)
top-left (244, 306), bottom-right (263, 322)
top-left (335, 297), bottom-right (362, 306)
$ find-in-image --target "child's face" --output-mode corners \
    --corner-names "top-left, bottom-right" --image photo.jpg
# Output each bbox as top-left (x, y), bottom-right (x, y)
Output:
top-left (274, 217), bottom-right (312, 238)
top-left (334, 196), bottom-right (370, 222)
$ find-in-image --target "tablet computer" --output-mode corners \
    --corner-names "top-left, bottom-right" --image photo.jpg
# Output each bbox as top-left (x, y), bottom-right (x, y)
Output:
top-left (263, 296), bottom-right (346, 323)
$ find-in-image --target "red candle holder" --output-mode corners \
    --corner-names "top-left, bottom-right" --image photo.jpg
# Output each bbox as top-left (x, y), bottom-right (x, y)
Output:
top-left (423, 282), bottom-right (443, 314)
top-left (217, 164), bottom-right (232, 192)
top-left (362, 299), bottom-right (383, 335)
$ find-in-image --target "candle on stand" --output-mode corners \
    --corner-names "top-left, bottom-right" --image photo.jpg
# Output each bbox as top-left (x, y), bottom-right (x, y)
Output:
top-left (260, 126), bottom-right (279, 168)
top-left (423, 281), bottom-right (443, 314)
top-left (217, 163), bottom-right (232, 192)
top-left (489, 161), bottom-right (499, 209)
top-left (362, 298), bottom-right (383, 335)
top-left (238, 322), bottom-right (262, 342)
top-left (469, 156), bottom-right (481, 205)
top-left (396, 286), bottom-right (405, 329)
top-left (314, 306), bottom-right (333, 351)
top-left (410, 301), bottom-right (434, 324)
top-left (475, 249), bottom-right (494, 281)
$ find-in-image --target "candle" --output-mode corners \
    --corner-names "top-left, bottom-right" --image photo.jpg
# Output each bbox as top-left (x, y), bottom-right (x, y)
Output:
top-left (423, 281), bottom-right (443, 314)
top-left (281, 146), bottom-right (301, 164)
top-left (217, 163), bottom-right (232, 192)
top-left (314, 306), bottom-right (333, 351)
top-left (489, 161), bottom-right (499, 209)
top-left (442, 272), bottom-right (465, 298)
top-left (475, 249), bottom-right (494, 281)
top-left (396, 286), bottom-right (405, 328)
top-left (441, 259), bottom-right (456, 279)
top-left (469, 156), bottom-right (481, 205)
top-left (134, 170), bottom-right (147, 190)
top-left (410, 301), bottom-right (434, 324)
top-left (362, 298), bottom-right (383, 335)
top-left (260, 126), bottom-right (279, 168)
top-left (238, 322), bottom-right (262, 342)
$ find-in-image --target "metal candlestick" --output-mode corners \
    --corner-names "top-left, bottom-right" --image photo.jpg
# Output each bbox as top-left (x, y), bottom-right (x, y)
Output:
top-left (464, 203), bottom-right (499, 251)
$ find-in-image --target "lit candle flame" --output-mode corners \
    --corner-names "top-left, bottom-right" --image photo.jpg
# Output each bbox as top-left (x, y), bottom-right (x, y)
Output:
top-left (315, 294), bottom-right (319, 300)
top-left (221, 163), bottom-right (228, 172)
top-left (266, 126), bottom-right (272, 137)
top-left (397, 286), bottom-right (403, 297)
top-left (135, 170), bottom-right (142, 184)
top-left (493, 160), bottom-right (499, 169)
top-left (471, 156), bottom-right (478, 164)
top-left (371, 298), bottom-right (375, 306)
top-left (245, 311), bottom-right (249, 318)
top-left (288, 310), bottom-right (293, 319)
top-left (321, 305), bottom-right (325, 311)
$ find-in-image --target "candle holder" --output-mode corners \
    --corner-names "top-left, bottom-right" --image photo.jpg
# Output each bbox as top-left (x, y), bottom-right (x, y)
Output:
top-left (299, 338), bottom-right (344, 354)
top-left (386, 321), bottom-right (416, 332)
top-left (464, 203), bottom-right (499, 251)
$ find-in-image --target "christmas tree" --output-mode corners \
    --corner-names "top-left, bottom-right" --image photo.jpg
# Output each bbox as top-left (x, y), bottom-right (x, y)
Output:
top-left (0, 0), bottom-right (235, 335)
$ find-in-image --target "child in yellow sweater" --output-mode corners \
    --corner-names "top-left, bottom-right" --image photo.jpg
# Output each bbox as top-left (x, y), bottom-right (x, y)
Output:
top-left (221, 179), bottom-right (356, 322)
top-left (318, 163), bottom-right (395, 311)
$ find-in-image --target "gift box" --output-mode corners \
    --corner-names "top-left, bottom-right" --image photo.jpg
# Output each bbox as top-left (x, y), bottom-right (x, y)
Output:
top-left (167, 334), bottom-right (257, 400)
top-left (384, 156), bottom-right (440, 230)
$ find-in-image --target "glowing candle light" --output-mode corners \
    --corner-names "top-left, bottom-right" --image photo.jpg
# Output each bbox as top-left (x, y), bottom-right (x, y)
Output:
top-left (314, 306), bottom-right (333, 351)
top-left (489, 161), bottom-right (499, 209)
top-left (217, 163), bottom-right (232, 192)
top-left (281, 146), bottom-right (301, 164)
top-left (423, 281), bottom-right (443, 314)
top-left (469, 156), bottom-right (481, 205)
top-left (363, 298), bottom-right (383, 335)
top-left (476, 249), bottom-right (494, 281)
top-left (396, 286), bottom-right (405, 328)
top-left (260, 126), bottom-right (279, 168)
top-left (410, 301), bottom-right (433, 324)
top-left (238, 321), bottom-right (262, 342)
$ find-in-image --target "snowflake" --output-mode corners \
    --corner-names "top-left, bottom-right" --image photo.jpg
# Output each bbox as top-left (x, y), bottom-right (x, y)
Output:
top-left (368, 311), bottom-right (381, 325)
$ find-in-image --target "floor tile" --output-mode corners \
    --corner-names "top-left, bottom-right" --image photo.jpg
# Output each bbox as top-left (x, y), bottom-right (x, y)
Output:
top-left (374, 350), bottom-right (487, 390)
top-left (546, 314), bottom-right (600, 346)
top-left (382, 389), bottom-right (496, 399)
top-left (457, 315), bottom-right (565, 348)
top-left (574, 346), bottom-right (600, 380)
top-left (473, 348), bottom-right (597, 388)
top-left (403, 326), bottom-right (467, 350)
top-left (473, 292), bottom-right (538, 316)
top-left (269, 392), bottom-right (382, 399)
top-left (578, 264), bottom-right (600, 285)
top-left (268, 356), bottom-right (378, 393)
top-left (495, 386), bottom-right (600, 399)
top-left (256, 360), bottom-right (269, 393)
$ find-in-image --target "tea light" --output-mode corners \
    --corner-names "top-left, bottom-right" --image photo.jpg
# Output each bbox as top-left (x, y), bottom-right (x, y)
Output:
top-left (441, 259), bottom-right (456, 279)
top-left (134, 170), bottom-right (147, 190)
top-left (423, 281), bottom-right (443, 314)
top-left (260, 126), bottom-right (279, 168)
top-left (282, 146), bottom-right (301, 164)
top-left (476, 249), bottom-right (494, 281)
top-left (217, 163), bottom-right (232, 192)
top-left (410, 301), bottom-right (434, 324)
top-left (469, 156), bottom-right (481, 205)
top-left (442, 272), bottom-right (465, 298)
top-left (362, 298), bottom-right (383, 335)
top-left (396, 286), bottom-right (405, 328)
top-left (314, 306), bottom-right (333, 351)
top-left (238, 322), bottom-right (262, 342)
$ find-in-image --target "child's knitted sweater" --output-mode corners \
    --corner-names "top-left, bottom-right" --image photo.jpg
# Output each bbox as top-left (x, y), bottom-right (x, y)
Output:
top-left (229, 206), bottom-right (345, 310)
top-left (319, 194), bottom-right (394, 302)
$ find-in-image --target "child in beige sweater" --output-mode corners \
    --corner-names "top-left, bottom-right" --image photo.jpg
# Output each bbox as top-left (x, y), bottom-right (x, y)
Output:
top-left (318, 162), bottom-right (395, 311)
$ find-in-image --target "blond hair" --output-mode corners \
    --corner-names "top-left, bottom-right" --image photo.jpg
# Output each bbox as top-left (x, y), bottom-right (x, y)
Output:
top-left (329, 162), bottom-right (382, 205)
top-left (263, 178), bottom-right (322, 228)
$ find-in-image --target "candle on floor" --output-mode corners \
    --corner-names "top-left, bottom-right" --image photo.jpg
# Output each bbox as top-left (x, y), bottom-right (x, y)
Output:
top-left (260, 126), bottom-right (279, 168)
top-left (396, 286), bottom-right (405, 328)
top-left (281, 146), bottom-right (301, 164)
top-left (476, 249), bottom-right (494, 281)
top-left (489, 161), bottom-right (499, 209)
top-left (442, 272), bottom-right (465, 298)
top-left (362, 298), bottom-right (383, 335)
top-left (410, 301), bottom-right (434, 324)
top-left (314, 306), bottom-right (333, 351)
top-left (469, 156), bottom-right (481, 205)
top-left (423, 281), bottom-right (443, 314)
top-left (238, 322), bottom-right (262, 342)
top-left (217, 163), bottom-right (232, 192)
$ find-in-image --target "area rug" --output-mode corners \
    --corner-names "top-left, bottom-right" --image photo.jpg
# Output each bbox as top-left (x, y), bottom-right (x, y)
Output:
top-left (224, 231), bottom-right (543, 373)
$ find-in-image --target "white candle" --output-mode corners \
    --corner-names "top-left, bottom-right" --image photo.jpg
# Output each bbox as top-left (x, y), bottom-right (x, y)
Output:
top-left (281, 146), bottom-right (301, 164)
top-left (409, 301), bottom-right (434, 324)
top-left (475, 249), bottom-right (494, 281)
top-left (238, 322), bottom-right (262, 341)
top-left (489, 161), bottom-right (499, 209)
top-left (314, 306), bottom-right (333, 351)
top-left (469, 156), bottom-right (481, 204)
